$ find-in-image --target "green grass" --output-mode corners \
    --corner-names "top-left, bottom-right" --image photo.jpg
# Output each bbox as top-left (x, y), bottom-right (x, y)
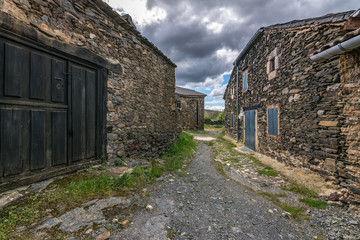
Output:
top-left (259, 192), bottom-right (304, 220)
top-left (186, 130), bottom-right (207, 135)
top-left (207, 141), bottom-right (215, 146)
top-left (283, 181), bottom-right (318, 198)
top-left (214, 161), bottom-right (227, 177)
top-left (216, 135), bottom-right (237, 152)
top-left (223, 157), bottom-right (240, 163)
top-left (256, 166), bottom-right (279, 177)
top-left (115, 157), bottom-right (126, 166)
top-left (299, 198), bottom-right (328, 209)
top-left (162, 132), bottom-right (197, 171)
top-left (167, 229), bottom-right (177, 238)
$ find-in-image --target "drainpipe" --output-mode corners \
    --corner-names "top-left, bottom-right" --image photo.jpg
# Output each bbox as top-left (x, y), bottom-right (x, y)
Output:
top-left (310, 34), bottom-right (360, 62)
top-left (236, 65), bottom-right (239, 143)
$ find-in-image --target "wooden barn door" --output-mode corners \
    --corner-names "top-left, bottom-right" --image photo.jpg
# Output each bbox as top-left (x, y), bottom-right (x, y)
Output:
top-left (244, 110), bottom-right (256, 150)
top-left (0, 36), bottom-right (103, 178)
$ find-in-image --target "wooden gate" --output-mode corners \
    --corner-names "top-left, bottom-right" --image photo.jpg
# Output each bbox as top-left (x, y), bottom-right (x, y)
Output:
top-left (0, 34), bottom-right (105, 178)
top-left (244, 110), bottom-right (256, 150)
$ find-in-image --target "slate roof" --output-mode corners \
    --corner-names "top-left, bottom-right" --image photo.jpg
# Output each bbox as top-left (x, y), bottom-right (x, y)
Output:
top-left (175, 86), bottom-right (207, 97)
top-left (265, 10), bottom-right (354, 30)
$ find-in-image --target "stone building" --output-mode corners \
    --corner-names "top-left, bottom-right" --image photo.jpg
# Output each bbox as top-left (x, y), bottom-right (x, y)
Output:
top-left (175, 86), bottom-right (206, 130)
top-left (0, 0), bottom-right (177, 190)
top-left (224, 10), bottom-right (360, 204)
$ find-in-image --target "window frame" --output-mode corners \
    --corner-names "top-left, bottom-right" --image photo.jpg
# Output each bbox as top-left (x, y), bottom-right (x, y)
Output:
top-left (230, 112), bottom-right (234, 128)
top-left (267, 47), bottom-right (279, 80)
top-left (176, 100), bottom-right (181, 109)
top-left (242, 69), bottom-right (248, 92)
top-left (266, 104), bottom-right (280, 140)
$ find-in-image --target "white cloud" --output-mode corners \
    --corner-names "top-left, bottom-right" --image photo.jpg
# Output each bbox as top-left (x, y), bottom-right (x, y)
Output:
top-left (205, 99), bottom-right (224, 104)
top-left (184, 70), bottom-right (231, 89)
top-left (216, 48), bottom-right (239, 63)
top-left (205, 105), bottom-right (225, 111)
top-left (108, 0), bottom-right (166, 27)
top-left (209, 84), bottom-right (227, 98)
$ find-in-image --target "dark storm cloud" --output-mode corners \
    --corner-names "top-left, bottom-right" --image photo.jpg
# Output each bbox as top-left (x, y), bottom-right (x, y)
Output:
top-left (138, 0), bottom-right (358, 86)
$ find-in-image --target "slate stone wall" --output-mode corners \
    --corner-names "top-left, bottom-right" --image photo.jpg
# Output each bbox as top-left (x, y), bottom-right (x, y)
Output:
top-left (224, 21), bottom-right (360, 198)
top-left (340, 49), bottom-right (360, 203)
top-left (1, 0), bottom-right (177, 161)
top-left (176, 96), bottom-right (205, 130)
top-left (224, 68), bottom-right (238, 139)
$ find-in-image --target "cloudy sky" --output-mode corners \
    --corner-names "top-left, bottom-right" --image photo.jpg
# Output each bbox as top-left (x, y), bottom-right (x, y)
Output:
top-left (107, 0), bottom-right (358, 111)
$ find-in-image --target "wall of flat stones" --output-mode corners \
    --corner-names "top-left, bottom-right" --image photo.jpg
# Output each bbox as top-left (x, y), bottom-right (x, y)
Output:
top-left (224, 68), bottom-right (238, 139)
top-left (1, 0), bottom-right (177, 161)
top-left (225, 22), bottom-right (354, 190)
top-left (340, 49), bottom-right (360, 203)
top-left (176, 96), bottom-right (205, 130)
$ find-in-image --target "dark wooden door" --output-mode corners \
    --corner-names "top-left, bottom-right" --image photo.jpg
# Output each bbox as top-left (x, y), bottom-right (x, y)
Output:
top-left (245, 110), bottom-right (256, 150)
top-left (70, 64), bottom-right (97, 163)
top-left (0, 36), bottom-right (103, 178)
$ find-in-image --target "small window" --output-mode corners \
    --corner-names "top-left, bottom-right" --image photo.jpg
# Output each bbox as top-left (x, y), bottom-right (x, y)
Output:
top-left (267, 48), bottom-right (279, 80)
top-left (231, 113), bottom-right (234, 128)
top-left (243, 70), bottom-right (248, 91)
top-left (267, 107), bottom-right (279, 136)
top-left (269, 58), bottom-right (275, 72)
top-left (176, 100), bottom-right (181, 109)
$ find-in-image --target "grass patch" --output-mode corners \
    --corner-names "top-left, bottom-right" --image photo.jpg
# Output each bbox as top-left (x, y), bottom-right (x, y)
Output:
top-left (259, 192), bottom-right (304, 220)
top-left (223, 157), bottom-right (240, 163)
top-left (167, 229), bottom-right (177, 238)
top-left (283, 181), bottom-right (318, 198)
top-left (256, 167), bottom-right (279, 177)
top-left (247, 155), bottom-right (262, 166)
top-left (206, 141), bottom-right (215, 146)
top-left (216, 135), bottom-right (237, 153)
top-left (299, 198), bottom-right (328, 209)
top-left (162, 132), bottom-right (197, 171)
top-left (186, 130), bottom-right (207, 135)
top-left (115, 158), bottom-right (126, 166)
top-left (214, 161), bottom-right (227, 178)
top-left (204, 124), bottom-right (224, 131)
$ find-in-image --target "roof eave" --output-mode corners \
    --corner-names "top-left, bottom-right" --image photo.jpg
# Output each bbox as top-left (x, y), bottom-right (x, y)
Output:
top-left (233, 28), bottom-right (264, 67)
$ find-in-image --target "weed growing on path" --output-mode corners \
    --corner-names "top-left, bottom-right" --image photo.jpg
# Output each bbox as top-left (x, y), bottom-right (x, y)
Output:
top-left (299, 198), bottom-right (328, 209)
top-left (283, 181), bottom-right (318, 198)
top-left (162, 132), bottom-right (197, 171)
top-left (259, 192), bottom-right (304, 220)
top-left (214, 161), bottom-right (227, 178)
top-left (256, 166), bottom-right (279, 177)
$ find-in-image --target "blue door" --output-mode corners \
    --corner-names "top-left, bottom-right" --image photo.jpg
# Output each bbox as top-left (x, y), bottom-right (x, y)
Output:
top-left (244, 110), bottom-right (256, 150)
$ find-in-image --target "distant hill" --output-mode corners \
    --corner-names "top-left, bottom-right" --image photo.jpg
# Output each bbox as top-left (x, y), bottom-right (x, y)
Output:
top-left (205, 109), bottom-right (221, 120)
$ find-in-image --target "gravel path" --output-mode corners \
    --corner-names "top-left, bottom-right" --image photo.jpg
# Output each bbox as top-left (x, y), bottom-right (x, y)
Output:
top-left (112, 143), bottom-right (314, 240)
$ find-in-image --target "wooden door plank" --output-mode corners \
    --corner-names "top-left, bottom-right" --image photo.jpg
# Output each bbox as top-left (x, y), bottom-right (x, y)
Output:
top-left (52, 111), bottom-right (67, 166)
top-left (72, 65), bottom-right (85, 162)
top-left (85, 70), bottom-right (96, 158)
top-left (30, 52), bottom-right (50, 100)
top-left (30, 111), bottom-right (46, 170)
top-left (51, 59), bottom-right (66, 103)
top-left (4, 44), bottom-right (29, 97)
top-left (1, 109), bottom-right (22, 176)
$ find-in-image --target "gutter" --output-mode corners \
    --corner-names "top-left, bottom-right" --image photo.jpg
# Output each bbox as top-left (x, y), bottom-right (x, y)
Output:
top-left (232, 27), bottom-right (264, 142)
top-left (233, 28), bottom-right (264, 66)
top-left (236, 66), bottom-right (239, 142)
top-left (310, 34), bottom-right (360, 62)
